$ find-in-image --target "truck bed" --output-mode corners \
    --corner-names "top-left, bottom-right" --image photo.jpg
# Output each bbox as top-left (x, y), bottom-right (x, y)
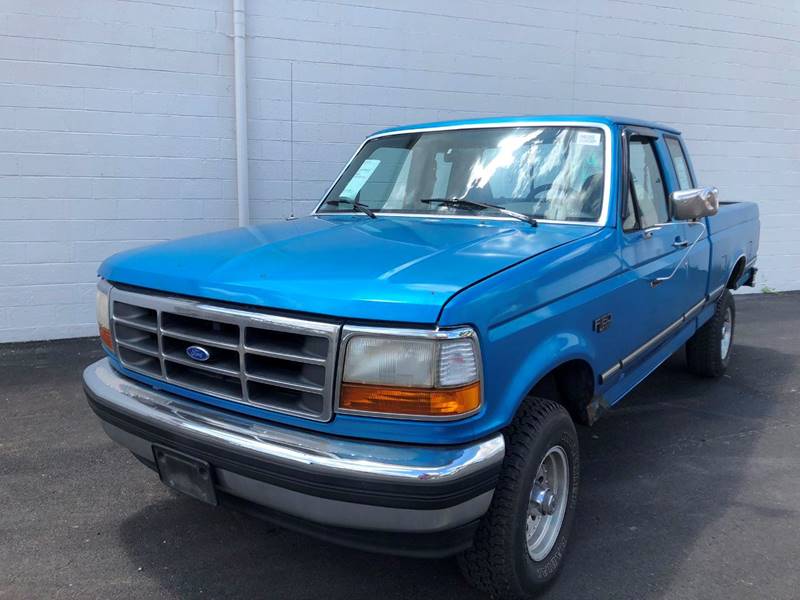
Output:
top-left (706, 201), bottom-right (760, 292)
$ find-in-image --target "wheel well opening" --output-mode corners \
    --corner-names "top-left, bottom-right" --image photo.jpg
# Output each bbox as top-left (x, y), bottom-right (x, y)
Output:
top-left (529, 359), bottom-right (595, 425)
top-left (728, 256), bottom-right (747, 289)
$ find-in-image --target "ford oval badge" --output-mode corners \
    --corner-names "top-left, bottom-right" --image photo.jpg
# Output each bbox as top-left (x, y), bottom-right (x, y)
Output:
top-left (186, 345), bottom-right (211, 362)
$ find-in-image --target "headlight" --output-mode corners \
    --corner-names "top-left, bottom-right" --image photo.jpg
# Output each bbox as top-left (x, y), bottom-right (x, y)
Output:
top-left (338, 327), bottom-right (481, 419)
top-left (343, 337), bottom-right (436, 387)
top-left (96, 280), bottom-right (112, 350)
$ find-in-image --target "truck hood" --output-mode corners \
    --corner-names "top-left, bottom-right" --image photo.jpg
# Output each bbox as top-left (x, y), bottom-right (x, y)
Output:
top-left (99, 215), bottom-right (599, 323)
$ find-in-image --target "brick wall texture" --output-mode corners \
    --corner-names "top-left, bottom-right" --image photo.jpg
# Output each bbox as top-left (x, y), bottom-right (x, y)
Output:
top-left (0, 0), bottom-right (797, 341)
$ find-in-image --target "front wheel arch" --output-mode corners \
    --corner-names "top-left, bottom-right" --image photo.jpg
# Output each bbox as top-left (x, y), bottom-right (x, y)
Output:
top-left (527, 358), bottom-right (596, 425)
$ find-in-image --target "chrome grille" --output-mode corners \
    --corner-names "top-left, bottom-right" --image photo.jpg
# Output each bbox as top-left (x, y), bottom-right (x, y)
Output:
top-left (108, 286), bottom-right (340, 422)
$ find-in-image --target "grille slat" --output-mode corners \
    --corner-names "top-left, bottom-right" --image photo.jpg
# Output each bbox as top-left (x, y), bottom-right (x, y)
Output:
top-left (164, 355), bottom-right (240, 377)
top-left (161, 312), bottom-right (239, 347)
top-left (113, 315), bottom-right (158, 333)
top-left (245, 372), bottom-right (325, 395)
top-left (160, 328), bottom-right (239, 351)
top-left (242, 344), bottom-right (327, 365)
top-left (109, 287), bottom-right (340, 422)
top-left (117, 339), bottom-right (160, 358)
top-left (118, 346), bottom-right (161, 377)
top-left (244, 327), bottom-right (329, 363)
top-left (165, 361), bottom-right (243, 401)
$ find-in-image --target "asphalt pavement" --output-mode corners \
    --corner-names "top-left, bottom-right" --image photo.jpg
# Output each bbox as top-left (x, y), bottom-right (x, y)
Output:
top-left (2, 292), bottom-right (799, 599)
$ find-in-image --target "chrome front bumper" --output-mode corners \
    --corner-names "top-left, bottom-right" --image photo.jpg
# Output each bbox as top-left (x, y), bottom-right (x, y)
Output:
top-left (83, 359), bottom-right (504, 549)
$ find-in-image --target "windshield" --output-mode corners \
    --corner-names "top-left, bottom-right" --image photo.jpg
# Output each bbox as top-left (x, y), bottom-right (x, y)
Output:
top-left (319, 126), bottom-right (606, 222)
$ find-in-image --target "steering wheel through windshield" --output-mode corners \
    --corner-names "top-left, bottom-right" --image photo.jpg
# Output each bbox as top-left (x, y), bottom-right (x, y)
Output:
top-left (529, 183), bottom-right (578, 202)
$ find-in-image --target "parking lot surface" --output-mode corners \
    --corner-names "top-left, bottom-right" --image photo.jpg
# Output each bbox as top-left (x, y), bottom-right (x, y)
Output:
top-left (2, 292), bottom-right (799, 599)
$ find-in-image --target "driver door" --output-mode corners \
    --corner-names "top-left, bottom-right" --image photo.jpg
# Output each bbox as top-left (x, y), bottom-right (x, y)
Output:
top-left (614, 128), bottom-right (690, 363)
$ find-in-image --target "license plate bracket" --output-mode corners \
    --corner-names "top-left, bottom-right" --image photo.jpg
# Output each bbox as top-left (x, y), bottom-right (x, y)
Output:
top-left (152, 445), bottom-right (217, 506)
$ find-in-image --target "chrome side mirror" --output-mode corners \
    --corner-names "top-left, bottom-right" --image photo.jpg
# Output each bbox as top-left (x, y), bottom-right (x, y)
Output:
top-left (670, 187), bottom-right (719, 220)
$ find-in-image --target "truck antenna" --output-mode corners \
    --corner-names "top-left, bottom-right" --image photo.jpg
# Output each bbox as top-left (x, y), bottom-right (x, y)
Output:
top-left (289, 61), bottom-right (295, 220)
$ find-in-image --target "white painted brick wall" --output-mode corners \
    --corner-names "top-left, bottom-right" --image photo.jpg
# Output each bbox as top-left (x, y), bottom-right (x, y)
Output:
top-left (0, 0), bottom-right (237, 342)
top-left (0, 0), bottom-right (797, 342)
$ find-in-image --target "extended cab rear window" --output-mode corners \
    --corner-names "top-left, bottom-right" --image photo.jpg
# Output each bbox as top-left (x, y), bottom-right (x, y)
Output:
top-left (665, 136), bottom-right (695, 190)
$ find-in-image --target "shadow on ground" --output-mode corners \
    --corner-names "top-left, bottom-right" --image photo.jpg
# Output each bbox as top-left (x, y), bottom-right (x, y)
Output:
top-left (3, 293), bottom-right (799, 599)
top-left (116, 295), bottom-right (800, 599)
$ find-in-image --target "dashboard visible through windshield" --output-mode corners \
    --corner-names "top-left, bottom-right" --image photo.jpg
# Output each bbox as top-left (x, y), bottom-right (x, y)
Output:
top-left (317, 125), bottom-right (608, 223)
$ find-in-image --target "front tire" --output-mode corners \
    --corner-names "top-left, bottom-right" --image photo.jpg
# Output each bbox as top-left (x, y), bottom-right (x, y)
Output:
top-left (458, 398), bottom-right (579, 599)
top-left (686, 289), bottom-right (735, 377)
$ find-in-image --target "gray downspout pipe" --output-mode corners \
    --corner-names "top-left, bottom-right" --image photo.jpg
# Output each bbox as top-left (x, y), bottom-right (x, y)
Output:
top-left (233, 0), bottom-right (249, 226)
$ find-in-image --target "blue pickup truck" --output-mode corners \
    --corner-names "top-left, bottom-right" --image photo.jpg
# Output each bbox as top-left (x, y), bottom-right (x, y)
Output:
top-left (84, 115), bottom-right (759, 598)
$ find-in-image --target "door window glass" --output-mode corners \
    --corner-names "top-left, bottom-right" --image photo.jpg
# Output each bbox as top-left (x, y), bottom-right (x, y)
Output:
top-left (627, 137), bottom-right (668, 229)
top-left (622, 188), bottom-right (638, 231)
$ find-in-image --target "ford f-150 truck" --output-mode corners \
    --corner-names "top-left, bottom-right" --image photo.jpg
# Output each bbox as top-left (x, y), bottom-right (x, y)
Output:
top-left (84, 115), bottom-right (759, 599)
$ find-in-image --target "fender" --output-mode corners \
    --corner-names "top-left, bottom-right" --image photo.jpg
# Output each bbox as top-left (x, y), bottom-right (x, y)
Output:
top-left (440, 229), bottom-right (620, 438)
top-left (499, 332), bottom-right (597, 428)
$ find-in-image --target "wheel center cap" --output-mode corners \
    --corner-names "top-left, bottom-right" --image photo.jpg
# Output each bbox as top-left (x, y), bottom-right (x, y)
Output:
top-left (532, 487), bottom-right (557, 516)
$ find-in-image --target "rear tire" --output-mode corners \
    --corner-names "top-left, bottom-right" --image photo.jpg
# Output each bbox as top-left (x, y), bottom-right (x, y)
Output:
top-left (686, 289), bottom-right (735, 378)
top-left (458, 398), bottom-right (579, 599)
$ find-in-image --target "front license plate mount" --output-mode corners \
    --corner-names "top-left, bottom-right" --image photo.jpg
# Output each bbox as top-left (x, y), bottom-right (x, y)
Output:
top-left (152, 445), bottom-right (218, 506)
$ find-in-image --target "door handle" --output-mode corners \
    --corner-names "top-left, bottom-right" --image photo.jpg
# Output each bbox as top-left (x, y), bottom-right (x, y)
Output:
top-left (651, 221), bottom-right (707, 287)
top-left (642, 226), bottom-right (662, 239)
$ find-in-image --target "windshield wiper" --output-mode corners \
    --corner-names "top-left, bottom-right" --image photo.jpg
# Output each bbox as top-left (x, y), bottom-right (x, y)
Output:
top-left (419, 198), bottom-right (537, 227)
top-left (324, 198), bottom-right (376, 218)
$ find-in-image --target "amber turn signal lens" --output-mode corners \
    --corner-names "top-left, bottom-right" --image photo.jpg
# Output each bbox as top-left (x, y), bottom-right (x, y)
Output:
top-left (99, 326), bottom-right (113, 349)
top-left (340, 381), bottom-right (480, 417)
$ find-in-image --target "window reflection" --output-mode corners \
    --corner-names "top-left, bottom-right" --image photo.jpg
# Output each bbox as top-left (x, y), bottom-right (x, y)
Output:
top-left (322, 126), bottom-right (606, 223)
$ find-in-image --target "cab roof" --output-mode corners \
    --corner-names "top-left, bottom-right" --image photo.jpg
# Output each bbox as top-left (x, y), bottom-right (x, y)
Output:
top-left (371, 114), bottom-right (681, 137)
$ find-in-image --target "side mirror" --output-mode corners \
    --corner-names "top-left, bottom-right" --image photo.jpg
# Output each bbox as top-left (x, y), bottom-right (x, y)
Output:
top-left (670, 187), bottom-right (719, 220)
